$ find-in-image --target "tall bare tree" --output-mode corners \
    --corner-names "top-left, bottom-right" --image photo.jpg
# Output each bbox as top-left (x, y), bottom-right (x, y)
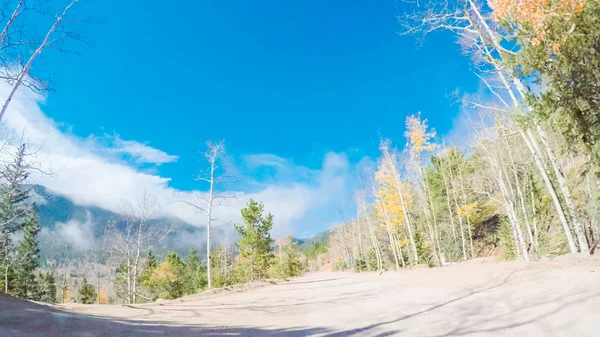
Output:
top-left (180, 140), bottom-right (233, 290)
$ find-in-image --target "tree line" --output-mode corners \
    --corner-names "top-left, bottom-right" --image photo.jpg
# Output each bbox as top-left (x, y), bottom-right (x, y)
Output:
top-left (109, 199), bottom-right (304, 303)
top-left (1, 150), bottom-right (305, 304)
top-left (0, 145), bottom-right (54, 302)
top-left (310, 0), bottom-right (600, 271)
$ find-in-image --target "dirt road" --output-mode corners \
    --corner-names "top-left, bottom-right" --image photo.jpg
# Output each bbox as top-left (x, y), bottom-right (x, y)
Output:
top-left (2, 257), bottom-right (600, 336)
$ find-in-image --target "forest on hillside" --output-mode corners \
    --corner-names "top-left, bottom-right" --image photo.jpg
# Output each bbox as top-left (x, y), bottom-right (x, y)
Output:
top-left (1, 0), bottom-right (600, 306)
top-left (308, 0), bottom-right (600, 272)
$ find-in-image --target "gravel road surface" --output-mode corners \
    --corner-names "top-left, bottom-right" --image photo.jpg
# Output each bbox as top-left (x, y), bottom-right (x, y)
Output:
top-left (1, 256), bottom-right (599, 336)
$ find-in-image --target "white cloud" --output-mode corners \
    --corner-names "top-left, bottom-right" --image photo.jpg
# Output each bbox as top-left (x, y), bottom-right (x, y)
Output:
top-left (243, 153), bottom-right (288, 169)
top-left (108, 134), bottom-right (179, 165)
top-left (54, 212), bottom-right (95, 251)
top-left (0, 82), bottom-right (359, 238)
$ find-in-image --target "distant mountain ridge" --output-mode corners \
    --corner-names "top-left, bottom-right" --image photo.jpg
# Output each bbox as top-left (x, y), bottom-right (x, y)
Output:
top-left (29, 185), bottom-right (211, 259)
top-left (30, 185), bottom-right (318, 260)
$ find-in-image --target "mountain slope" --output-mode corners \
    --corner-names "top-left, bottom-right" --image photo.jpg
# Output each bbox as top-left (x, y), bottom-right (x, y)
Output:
top-left (30, 185), bottom-right (212, 259)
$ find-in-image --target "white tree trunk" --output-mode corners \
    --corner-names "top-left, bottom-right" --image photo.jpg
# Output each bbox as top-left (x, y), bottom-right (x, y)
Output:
top-left (383, 149), bottom-right (418, 264)
top-left (380, 200), bottom-right (400, 270)
top-left (0, 0), bottom-right (24, 43)
top-left (535, 125), bottom-right (589, 252)
top-left (422, 202), bottom-right (440, 266)
top-left (126, 255), bottom-right (131, 304)
top-left (356, 211), bottom-right (364, 257)
top-left (418, 162), bottom-right (442, 263)
top-left (488, 149), bottom-right (530, 261)
top-left (206, 164), bottom-right (214, 290)
top-left (363, 210), bottom-right (383, 272)
top-left (457, 163), bottom-right (475, 258)
top-left (448, 158), bottom-right (468, 260)
top-left (132, 225), bottom-right (142, 304)
top-left (96, 274), bottom-right (100, 304)
top-left (491, 67), bottom-right (577, 252)
top-left (531, 180), bottom-right (539, 249)
top-left (469, 1), bottom-right (581, 253)
top-left (392, 233), bottom-right (406, 269)
top-left (503, 132), bottom-right (536, 252)
top-left (440, 156), bottom-right (457, 239)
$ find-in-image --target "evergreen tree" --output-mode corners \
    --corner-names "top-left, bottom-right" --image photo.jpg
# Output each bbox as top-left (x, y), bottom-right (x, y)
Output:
top-left (140, 250), bottom-right (157, 284)
top-left (147, 252), bottom-right (185, 300)
top-left (354, 255), bottom-right (367, 273)
top-left (13, 207), bottom-right (41, 299)
top-left (139, 250), bottom-right (159, 301)
top-left (0, 144), bottom-right (31, 294)
top-left (183, 248), bottom-right (207, 294)
top-left (273, 238), bottom-right (304, 278)
top-left (146, 250), bottom-right (157, 269)
top-left (78, 278), bottom-right (96, 304)
top-left (507, 1), bottom-right (600, 174)
top-left (413, 226), bottom-right (433, 267)
top-left (234, 199), bottom-right (274, 281)
top-left (36, 272), bottom-right (57, 303)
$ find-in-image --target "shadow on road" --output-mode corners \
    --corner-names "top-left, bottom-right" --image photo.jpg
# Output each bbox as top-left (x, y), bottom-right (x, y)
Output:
top-left (2, 264), bottom-right (599, 337)
top-left (0, 293), bottom-right (396, 337)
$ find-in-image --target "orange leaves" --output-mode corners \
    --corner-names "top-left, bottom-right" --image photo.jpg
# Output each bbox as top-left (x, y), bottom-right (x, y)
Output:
top-left (98, 289), bottom-right (108, 304)
top-left (489, 0), bottom-right (590, 45)
top-left (489, 0), bottom-right (550, 23)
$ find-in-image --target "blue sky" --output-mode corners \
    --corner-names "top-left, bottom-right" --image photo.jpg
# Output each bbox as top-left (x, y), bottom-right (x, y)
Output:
top-left (11, 0), bottom-right (479, 238)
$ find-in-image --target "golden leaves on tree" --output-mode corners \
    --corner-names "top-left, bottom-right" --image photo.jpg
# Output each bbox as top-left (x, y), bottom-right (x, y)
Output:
top-left (405, 114), bottom-right (436, 162)
top-left (457, 202), bottom-right (479, 219)
top-left (489, 0), bottom-right (589, 46)
top-left (374, 160), bottom-right (412, 232)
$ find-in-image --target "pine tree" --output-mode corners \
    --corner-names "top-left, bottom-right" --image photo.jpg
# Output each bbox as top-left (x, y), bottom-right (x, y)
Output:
top-left (78, 278), bottom-right (96, 304)
top-left (0, 145), bottom-right (30, 225)
top-left (183, 248), bottom-right (206, 294)
top-left (234, 199), bottom-right (274, 281)
top-left (139, 250), bottom-right (159, 301)
top-left (36, 272), bottom-right (57, 303)
top-left (13, 207), bottom-right (41, 299)
top-left (273, 238), bottom-right (304, 278)
top-left (0, 144), bottom-right (32, 294)
top-left (146, 250), bottom-right (157, 270)
top-left (140, 250), bottom-right (157, 284)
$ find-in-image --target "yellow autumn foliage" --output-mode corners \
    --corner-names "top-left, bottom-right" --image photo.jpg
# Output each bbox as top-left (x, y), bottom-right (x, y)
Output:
top-left (405, 114), bottom-right (436, 160)
top-left (374, 158), bottom-right (413, 232)
top-left (457, 202), bottom-right (479, 219)
top-left (397, 238), bottom-right (409, 247)
top-left (63, 287), bottom-right (71, 303)
top-left (149, 261), bottom-right (179, 284)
